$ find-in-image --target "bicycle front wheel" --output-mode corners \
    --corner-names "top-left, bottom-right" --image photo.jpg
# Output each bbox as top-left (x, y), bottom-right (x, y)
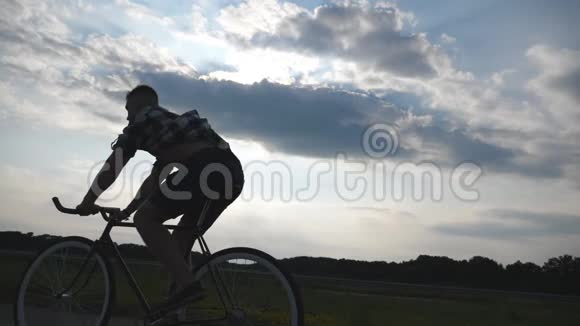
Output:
top-left (14, 237), bottom-right (115, 326)
top-left (188, 247), bottom-right (304, 326)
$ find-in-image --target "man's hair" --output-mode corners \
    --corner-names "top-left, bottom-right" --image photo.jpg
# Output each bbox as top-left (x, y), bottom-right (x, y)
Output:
top-left (126, 85), bottom-right (158, 103)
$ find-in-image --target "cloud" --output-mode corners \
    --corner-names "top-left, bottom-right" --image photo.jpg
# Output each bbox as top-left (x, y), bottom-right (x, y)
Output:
top-left (215, 2), bottom-right (569, 181)
top-left (0, 0), bottom-right (197, 133)
top-left (433, 209), bottom-right (580, 240)
top-left (202, 47), bottom-right (322, 85)
top-left (132, 71), bottom-right (409, 158)
top-left (440, 33), bottom-right (456, 44)
top-left (115, 0), bottom-right (174, 27)
top-left (348, 206), bottom-right (417, 219)
top-left (217, 0), bottom-right (307, 39)
top-left (133, 70), bottom-right (538, 173)
top-left (222, 1), bottom-right (449, 79)
top-left (411, 125), bottom-right (516, 166)
top-left (137, 69), bottom-right (574, 182)
top-left (196, 61), bottom-right (238, 75)
top-left (0, 3), bottom-right (557, 181)
top-left (526, 45), bottom-right (580, 124)
top-left (0, 0), bottom-right (576, 185)
top-left (0, 0), bottom-right (196, 78)
top-left (110, 2), bottom-right (577, 183)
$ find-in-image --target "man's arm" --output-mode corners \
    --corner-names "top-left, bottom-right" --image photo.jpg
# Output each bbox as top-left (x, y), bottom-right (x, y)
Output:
top-left (80, 149), bottom-right (128, 204)
top-left (78, 146), bottom-right (132, 212)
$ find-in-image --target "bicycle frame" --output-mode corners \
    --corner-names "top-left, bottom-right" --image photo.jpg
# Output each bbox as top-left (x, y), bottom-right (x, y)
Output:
top-left (54, 199), bottom-right (235, 324)
top-left (104, 219), bottom-right (214, 313)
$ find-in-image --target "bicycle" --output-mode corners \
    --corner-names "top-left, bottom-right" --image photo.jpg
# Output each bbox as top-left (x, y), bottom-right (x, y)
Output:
top-left (14, 197), bottom-right (304, 326)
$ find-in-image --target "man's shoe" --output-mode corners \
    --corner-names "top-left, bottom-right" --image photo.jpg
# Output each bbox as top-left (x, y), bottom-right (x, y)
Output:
top-left (149, 281), bottom-right (206, 323)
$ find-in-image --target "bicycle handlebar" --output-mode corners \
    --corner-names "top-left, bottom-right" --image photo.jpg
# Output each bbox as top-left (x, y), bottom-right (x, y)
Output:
top-left (52, 197), bottom-right (120, 216)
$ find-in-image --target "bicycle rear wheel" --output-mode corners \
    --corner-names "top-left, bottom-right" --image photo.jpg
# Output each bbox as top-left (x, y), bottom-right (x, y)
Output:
top-left (14, 237), bottom-right (114, 326)
top-left (185, 247), bottom-right (304, 326)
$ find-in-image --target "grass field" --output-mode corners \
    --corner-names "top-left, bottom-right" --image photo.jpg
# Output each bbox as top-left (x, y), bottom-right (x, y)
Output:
top-left (2, 250), bottom-right (580, 325)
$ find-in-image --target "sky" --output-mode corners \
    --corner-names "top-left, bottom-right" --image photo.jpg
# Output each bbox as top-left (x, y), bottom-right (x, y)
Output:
top-left (1, 0), bottom-right (579, 265)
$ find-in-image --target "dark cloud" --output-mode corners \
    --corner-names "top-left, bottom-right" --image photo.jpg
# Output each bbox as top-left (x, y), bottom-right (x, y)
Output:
top-left (134, 71), bottom-right (412, 159)
top-left (527, 45), bottom-right (580, 123)
top-left (235, 4), bottom-right (444, 78)
top-left (412, 125), bottom-right (562, 178)
top-left (413, 126), bottom-right (516, 165)
top-left (114, 71), bottom-right (564, 181)
top-left (433, 209), bottom-right (580, 239)
top-left (548, 68), bottom-right (580, 104)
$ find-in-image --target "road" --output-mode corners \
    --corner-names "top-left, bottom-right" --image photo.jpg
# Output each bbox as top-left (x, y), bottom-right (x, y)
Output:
top-left (1, 304), bottom-right (144, 326)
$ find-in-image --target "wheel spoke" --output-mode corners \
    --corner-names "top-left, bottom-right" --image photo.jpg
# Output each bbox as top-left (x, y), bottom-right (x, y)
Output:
top-left (60, 247), bottom-right (68, 283)
top-left (38, 261), bottom-right (57, 292)
top-left (29, 279), bottom-right (54, 293)
top-left (230, 259), bottom-right (239, 307)
top-left (49, 254), bottom-right (62, 291)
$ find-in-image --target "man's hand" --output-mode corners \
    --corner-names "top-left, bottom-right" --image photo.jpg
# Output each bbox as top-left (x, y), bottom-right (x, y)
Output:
top-left (76, 201), bottom-right (99, 216)
top-left (110, 209), bottom-right (130, 221)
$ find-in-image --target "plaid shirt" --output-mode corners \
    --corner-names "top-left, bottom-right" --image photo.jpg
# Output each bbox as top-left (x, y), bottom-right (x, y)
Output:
top-left (112, 105), bottom-right (229, 158)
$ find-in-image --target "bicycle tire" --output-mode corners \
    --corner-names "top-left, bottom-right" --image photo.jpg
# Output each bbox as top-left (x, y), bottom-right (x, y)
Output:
top-left (14, 236), bottom-right (115, 326)
top-left (191, 247), bottom-right (304, 326)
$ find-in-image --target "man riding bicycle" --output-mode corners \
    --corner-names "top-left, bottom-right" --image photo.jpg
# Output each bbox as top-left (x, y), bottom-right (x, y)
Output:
top-left (76, 85), bottom-right (244, 307)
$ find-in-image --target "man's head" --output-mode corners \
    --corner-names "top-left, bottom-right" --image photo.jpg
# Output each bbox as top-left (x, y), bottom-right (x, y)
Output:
top-left (125, 85), bottom-right (158, 122)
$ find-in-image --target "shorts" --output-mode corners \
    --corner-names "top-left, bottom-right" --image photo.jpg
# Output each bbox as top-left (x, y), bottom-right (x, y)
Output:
top-left (148, 147), bottom-right (244, 231)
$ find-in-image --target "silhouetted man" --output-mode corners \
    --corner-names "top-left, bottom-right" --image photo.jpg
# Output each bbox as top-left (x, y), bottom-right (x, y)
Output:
top-left (76, 85), bottom-right (244, 307)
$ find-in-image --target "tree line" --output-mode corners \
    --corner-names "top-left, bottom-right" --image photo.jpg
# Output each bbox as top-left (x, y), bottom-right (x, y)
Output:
top-left (280, 255), bottom-right (580, 295)
top-left (1, 231), bottom-right (579, 295)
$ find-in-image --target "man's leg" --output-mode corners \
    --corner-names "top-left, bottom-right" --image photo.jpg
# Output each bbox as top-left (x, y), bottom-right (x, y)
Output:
top-left (172, 200), bottom-right (228, 265)
top-left (172, 214), bottom-right (197, 264)
top-left (134, 200), bottom-right (195, 290)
